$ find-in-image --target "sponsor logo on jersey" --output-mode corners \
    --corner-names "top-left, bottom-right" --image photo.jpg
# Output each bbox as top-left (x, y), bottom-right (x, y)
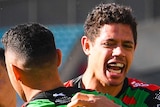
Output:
top-left (53, 93), bottom-right (71, 104)
top-left (131, 81), bottom-right (149, 87)
top-left (53, 93), bottom-right (65, 97)
top-left (156, 104), bottom-right (160, 107)
top-left (155, 90), bottom-right (160, 101)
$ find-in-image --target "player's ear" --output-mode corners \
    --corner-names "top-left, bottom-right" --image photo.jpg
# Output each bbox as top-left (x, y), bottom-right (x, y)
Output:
top-left (56, 49), bottom-right (62, 67)
top-left (81, 36), bottom-right (91, 55)
top-left (11, 64), bottom-right (21, 80)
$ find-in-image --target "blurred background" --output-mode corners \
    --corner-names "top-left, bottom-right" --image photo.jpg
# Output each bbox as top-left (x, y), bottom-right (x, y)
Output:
top-left (0, 0), bottom-right (160, 106)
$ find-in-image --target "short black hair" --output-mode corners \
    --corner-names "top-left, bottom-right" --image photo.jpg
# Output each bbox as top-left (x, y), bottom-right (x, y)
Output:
top-left (84, 3), bottom-right (137, 45)
top-left (2, 23), bottom-right (57, 68)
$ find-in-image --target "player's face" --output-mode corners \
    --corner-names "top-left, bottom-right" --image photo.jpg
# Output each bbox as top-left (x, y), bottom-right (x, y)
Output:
top-left (87, 23), bottom-right (136, 86)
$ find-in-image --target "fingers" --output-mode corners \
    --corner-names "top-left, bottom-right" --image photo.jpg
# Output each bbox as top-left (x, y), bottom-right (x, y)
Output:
top-left (71, 92), bottom-right (95, 102)
top-left (67, 93), bottom-right (94, 107)
top-left (67, 92), bottom-right (122, 107)
top-left (67, 99), bottom-right (93, 107)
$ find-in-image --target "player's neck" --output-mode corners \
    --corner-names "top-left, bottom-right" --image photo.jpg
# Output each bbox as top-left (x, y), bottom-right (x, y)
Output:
top-left (24, 76), bottom-right (64, 102)
top-left (82, 70), bottom-right (123, 96)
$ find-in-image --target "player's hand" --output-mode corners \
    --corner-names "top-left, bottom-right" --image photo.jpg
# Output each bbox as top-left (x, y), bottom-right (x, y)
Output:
top-left (67, 92), bottom-right (121, 107)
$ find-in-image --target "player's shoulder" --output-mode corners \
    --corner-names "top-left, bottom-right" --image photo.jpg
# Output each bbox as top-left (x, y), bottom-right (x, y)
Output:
top-left (127, 78), bottom-right (160, 91)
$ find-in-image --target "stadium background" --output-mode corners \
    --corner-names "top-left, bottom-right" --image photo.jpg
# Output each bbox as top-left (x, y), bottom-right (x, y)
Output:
top-left (0, 0), bottom-right (160, 106)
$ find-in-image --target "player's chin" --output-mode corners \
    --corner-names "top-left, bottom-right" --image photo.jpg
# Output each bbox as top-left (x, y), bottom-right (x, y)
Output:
top-left (108, 80), bottom-right (124, 86)
top-left (106, 76), bottom-right (124, 86)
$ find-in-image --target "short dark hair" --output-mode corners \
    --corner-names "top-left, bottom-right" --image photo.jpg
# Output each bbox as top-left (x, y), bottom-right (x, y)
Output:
top-left (84, 3), bottom-right (137, 45)
top-left (1, 23), bottom-right (57, 68)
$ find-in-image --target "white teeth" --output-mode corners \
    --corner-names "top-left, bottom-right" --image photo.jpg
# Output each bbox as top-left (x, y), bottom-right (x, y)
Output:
top-left (109, 63), bottom-right (124, 68)
top-left (107, 63), bottom-right (124, 73)
top-left (108, 69), bottom-right (121, 73)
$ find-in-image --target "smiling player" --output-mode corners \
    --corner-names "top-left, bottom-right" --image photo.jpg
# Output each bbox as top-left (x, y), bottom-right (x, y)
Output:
top-left (64, 3), bottom-right (160, 107)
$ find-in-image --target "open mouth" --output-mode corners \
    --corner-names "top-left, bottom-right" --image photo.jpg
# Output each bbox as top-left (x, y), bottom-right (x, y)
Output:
top-left (107, 62), bottom-right (125, 73)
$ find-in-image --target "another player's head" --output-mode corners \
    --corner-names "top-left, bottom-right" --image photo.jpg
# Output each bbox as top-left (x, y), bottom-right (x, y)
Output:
top-left (84, 3), bottom-right (137, 45)
top-left (1, 23), bottom-right (62, 101)
top-left (81, 3), bottom-right (137, 87)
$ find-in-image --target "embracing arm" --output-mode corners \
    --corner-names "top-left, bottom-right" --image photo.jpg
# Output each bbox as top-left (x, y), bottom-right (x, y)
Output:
top-left (67, 92), bottom-right (128, 107)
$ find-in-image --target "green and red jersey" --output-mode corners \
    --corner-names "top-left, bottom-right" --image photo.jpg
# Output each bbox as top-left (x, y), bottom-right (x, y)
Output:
top-left (64, 76), bottom-right (160, 107)
top-left (22, 87), bottom-right (128, 107)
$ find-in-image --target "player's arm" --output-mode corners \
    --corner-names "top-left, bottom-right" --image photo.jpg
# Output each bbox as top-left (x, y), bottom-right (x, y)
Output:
top-left (67, 92), bottom-right (127, 107)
